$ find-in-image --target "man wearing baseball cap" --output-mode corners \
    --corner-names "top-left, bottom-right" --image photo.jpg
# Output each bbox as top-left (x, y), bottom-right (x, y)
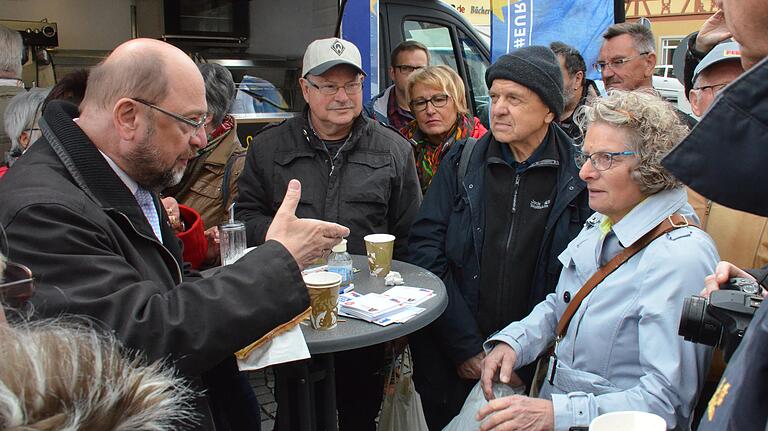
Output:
top-left (407, 45), bottom-right (591, 429)
top-left (236, 37), bottom-right (421, 430)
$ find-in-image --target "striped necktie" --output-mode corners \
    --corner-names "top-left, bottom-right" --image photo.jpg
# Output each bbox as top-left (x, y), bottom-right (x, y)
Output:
top-left (134, 187), bottom-right (163, 242)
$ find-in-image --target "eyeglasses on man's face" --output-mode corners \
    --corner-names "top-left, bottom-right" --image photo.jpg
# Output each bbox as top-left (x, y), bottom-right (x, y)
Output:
top-left (410, 93), bottom-right (451, 112)
top-left (576, 150), bottom-right (637, 171)
top-left (131, 98), bottom-right (208, 134)
top-left (693, 82), bottom-right (729, 96)
top-left (304, 77), bottom-right (364, 96)
top-left (0, 261), bottom-right (35, 309)
top-left (593, 52), bottom-right (651, 73)
top-left (394, 64), bottom-right (425, 74)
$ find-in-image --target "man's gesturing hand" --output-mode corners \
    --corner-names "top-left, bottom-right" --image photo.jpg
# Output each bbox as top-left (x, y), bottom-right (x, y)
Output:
top-left (266, 180), bottom-right (349, 269)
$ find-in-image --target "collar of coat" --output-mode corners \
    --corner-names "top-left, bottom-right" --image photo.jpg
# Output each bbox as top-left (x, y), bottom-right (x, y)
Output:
top-left (662, 55), bottom-right (768, 217)
top-left (588, 187), bottom-right (692, 249)
top-left (38, 101), bottom-right (164, 242)
top-left (300, 105), bottom-right (369, 153)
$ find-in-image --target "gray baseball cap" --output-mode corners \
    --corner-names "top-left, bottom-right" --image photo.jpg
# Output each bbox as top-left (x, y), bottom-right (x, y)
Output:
top-left (302, 37), bottom-right (366, 77)
top-left (693, 41), bottom-right (741, 83)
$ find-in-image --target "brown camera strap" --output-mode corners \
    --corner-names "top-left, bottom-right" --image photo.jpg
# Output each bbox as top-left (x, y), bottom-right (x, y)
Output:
top-left (554, 214), bottom-right (699, 341)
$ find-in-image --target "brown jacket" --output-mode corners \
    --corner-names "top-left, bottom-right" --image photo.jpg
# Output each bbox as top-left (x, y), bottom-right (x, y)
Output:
top-left (169, 119), bottom-right (246, 229)
top-left (688, 189), bottom-right (768, 268)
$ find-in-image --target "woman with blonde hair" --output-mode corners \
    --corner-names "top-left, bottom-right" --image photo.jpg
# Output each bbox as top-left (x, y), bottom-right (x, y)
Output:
top-left (402, 65), bottom-right (487, 192)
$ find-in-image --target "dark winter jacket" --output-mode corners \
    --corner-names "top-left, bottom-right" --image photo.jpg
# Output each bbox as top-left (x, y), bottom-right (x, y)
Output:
top-left (407, 123), bottom-right (591, 400)
top-left (0, 101), bottom-right (309, 430)
top-left (235, 109), bottom-right (422, 259)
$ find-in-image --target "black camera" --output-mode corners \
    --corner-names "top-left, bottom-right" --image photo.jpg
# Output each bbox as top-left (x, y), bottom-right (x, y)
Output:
top-left (678, 278), bottom-right (763, 361)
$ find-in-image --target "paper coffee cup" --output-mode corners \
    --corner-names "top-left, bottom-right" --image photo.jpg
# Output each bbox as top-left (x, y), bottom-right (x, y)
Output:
top-left (364, 234), bottom-right (395, 277)
top-left (303, 271), bottom-right (342, 330)
top-left (589, 411), bottom-right (666, 431)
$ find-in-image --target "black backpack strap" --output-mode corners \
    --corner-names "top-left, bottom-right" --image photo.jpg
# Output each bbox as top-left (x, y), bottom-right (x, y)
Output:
top-left (457, 137), bottom-right (477, 188)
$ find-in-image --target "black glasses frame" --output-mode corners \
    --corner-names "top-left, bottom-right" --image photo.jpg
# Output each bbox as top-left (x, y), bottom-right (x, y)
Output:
top-left (131, 98), bottom-right (208, 132)
top-left (393, 64), bottom-right (425, 74)
top-left (409, 93), bottom-right (451, 112)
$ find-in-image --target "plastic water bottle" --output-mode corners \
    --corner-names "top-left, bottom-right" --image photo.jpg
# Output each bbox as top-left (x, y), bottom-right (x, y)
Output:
top-left (327, 239), bottom-right (353, 289)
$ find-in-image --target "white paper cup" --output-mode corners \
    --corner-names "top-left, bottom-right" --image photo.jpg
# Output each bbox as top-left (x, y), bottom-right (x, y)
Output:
top-left (303, 271), bottom-right (342, 330)
top-left (364, 233), bottom-right (395, 277)
top-left (589, 411), bottom-right (666, 431)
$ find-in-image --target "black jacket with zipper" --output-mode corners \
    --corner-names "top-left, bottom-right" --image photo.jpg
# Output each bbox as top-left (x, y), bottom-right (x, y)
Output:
top-left (236, 108), bottom-right (422, 259)
top-left (407, 123), bottom-right (591, 403)
top-left (0, 101), bottom-right (310, 430)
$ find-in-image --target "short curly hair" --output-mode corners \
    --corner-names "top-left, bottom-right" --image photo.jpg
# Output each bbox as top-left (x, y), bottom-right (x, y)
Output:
top-left (574, 90), bottom-right (688, 195)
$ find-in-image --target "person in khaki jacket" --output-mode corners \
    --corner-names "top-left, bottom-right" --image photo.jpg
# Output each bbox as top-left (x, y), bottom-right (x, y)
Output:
top-left (684, 39), bottom-right (768, 428)
top-left (164, 63), bottom-right (246, 230)
top-left (163, 63), bottom-right (247, 268)
top-left (686, 41), bottom-right (768, 269)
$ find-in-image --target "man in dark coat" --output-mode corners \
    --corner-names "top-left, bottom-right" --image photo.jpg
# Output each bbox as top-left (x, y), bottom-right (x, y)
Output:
top-left (0, 38), bottom-right (348, 431)
top-left (662, 0), bottom-right (768, 429)
top-left (236, 37), bottom-right (421, 431)
top-left (407, 45), bottom-right (591, 430)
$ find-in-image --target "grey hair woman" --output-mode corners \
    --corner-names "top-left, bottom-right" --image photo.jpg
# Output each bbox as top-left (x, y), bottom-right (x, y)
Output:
top-left (477, 90), bottom-right (716, 430)
top-left (0, 318), bottom-right (198, 430)
top-left (4, 87), bottom-right (51, 157)
top-left (575, 89), bottom-right (687, 196)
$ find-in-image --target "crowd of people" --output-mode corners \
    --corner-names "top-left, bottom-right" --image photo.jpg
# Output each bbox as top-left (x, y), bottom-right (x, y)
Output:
top-left (0, 0), bottom-right (766, 429)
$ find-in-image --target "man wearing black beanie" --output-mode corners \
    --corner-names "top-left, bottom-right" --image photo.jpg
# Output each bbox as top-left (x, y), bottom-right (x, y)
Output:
top-left (408, 45), bottom-right (591, 430)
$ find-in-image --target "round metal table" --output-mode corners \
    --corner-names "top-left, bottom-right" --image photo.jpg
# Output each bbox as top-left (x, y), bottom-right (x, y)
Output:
top-left (275, 255), bottom-right (446, 431)
top-left (301, 254), bottom-right (447, 354)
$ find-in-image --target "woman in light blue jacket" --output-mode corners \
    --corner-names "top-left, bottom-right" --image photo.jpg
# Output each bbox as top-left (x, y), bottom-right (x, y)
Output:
top-left (476, 90), bottom-right (717, 431)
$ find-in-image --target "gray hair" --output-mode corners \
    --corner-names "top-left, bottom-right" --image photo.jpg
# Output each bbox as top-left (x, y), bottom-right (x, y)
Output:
top-left (4, 87), bottom-right (50, 153)
top-left (0, 25), bottom-right (23, 78)
top-left (574, 90), bottom-right (687, 194)
top-left (0, 318), bottom-right (199, 430)
top-left (198, 63), bottom-right (236, 127)
top-left (603, 22), bottom-right (656, 55)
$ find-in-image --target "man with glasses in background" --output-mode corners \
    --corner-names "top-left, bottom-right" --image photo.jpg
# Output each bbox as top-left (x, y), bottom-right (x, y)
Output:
top-left (596, 22), bottom-right (697, 128)
top-left (365, 40), bottom-right (430, 130)
top-left (236, 37), bottom-right (421, 431)
top-left (595, 22), bottom-right (657, 93)
top-left (0, 38), bottom-right (349, 431)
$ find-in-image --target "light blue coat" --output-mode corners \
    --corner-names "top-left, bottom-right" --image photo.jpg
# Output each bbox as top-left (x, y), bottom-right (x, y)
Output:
top-left (485, 187), bottom-right (717, 431)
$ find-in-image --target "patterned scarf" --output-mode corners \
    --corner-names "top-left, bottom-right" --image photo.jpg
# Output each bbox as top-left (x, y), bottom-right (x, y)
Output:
top-left (401, 113), bottom-right (475, 193)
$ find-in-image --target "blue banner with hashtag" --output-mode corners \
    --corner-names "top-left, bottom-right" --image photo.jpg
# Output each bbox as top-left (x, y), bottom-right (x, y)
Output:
top-left (491, 0), bottom-right (614, 80)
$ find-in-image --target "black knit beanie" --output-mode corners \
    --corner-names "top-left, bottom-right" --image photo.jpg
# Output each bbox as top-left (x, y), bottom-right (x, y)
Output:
top-left (485, 45), bottom-right (564, 119)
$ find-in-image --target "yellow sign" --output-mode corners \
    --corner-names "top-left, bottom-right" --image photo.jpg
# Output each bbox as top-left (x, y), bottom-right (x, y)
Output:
top-left (448, 0), bottom-right (492, 26)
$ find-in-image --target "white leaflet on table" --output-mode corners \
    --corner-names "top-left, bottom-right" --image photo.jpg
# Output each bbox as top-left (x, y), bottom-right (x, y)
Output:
top-left (382, 286), bottom-right (435, 306)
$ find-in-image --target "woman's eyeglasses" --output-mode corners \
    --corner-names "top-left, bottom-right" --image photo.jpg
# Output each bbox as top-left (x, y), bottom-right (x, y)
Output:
top-left (409, 93), bottom-right (451, 112)
top-left (576, 151), bottom-right (637, 171)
